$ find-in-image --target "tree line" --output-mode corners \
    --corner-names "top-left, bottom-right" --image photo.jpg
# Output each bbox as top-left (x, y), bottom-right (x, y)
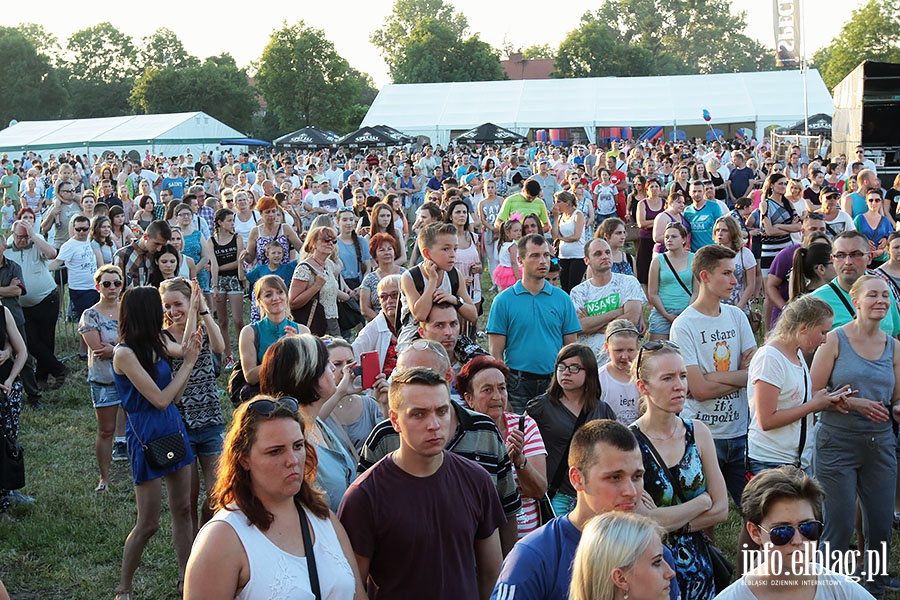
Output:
top-left (1, 0), bottom-right (895, 140)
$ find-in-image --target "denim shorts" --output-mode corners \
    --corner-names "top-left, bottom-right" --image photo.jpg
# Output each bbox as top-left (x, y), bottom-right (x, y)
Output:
top-left (648, 307), bottom-right (683, 335)
top-left (90, 382), bottom-right (120, 408)
top-left (186, 422), bottom-right (225, 457)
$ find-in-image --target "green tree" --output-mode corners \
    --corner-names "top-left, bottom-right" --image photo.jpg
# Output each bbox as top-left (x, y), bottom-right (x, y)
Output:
top-left (594, 0), bottom-right (774, 74)
top-left (137, 28), bottom-right (199, 72)
top-left (554, 16), bottom-right (656, 78)
top-left (256, 21), bottom-right (376, 134)
top-left (17, 23), bottom-right (62, 65)
top-left (521, 44), bottom-right (555, 60)
top-left (63, 22), bottom-right (138, 116)
top-left (372, 0), bottom-right (506, 83)
top-left (130, 54), bottom-right (257, 132)
top-left (0, 27), bottom-right (66, 126)
top-left (66, 22), bottom-right (138, 84)
top-left (812, 0), bottom-right (900, 90)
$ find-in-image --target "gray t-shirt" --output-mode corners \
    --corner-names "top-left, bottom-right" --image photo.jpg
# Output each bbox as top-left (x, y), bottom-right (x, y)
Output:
top-left (670, 304), bottom-right (756, 440)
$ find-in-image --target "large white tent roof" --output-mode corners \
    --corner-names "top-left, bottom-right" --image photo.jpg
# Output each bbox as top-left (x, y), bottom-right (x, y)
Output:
top-left (361, 70), bottom-right (833, 146)
top-left (0, 112), bottom-right (245, 157)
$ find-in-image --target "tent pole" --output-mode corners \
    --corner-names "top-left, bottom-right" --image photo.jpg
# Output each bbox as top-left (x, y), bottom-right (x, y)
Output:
top-left (800, 0), bottom-right (809, 135)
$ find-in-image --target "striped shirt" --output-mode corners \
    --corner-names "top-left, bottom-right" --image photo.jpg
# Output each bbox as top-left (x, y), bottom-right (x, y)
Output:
top-left (502, 412), bottom-right (547, 537)
top-left (358, 402), bottom-right (522, 517)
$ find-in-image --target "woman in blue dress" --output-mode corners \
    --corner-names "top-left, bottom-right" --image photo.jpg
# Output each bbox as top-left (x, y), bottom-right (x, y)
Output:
top-left (629, 341), bottom-right (729, 600)
top-left (112, 286), bottom-right (203, 600)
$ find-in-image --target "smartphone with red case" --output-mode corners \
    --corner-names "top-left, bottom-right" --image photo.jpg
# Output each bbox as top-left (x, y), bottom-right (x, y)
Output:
top-left (360, 351), bottom-right (379, 390)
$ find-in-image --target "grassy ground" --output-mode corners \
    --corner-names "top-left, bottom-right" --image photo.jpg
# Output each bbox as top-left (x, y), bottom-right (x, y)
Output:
top-left (2, 278), bottom-right (899, 598)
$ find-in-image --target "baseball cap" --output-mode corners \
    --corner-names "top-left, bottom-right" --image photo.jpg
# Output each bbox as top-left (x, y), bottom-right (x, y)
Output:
top-left (4, 165), bottom-right (13, 170)
top-left (820, 185), bottom-right (840, 197)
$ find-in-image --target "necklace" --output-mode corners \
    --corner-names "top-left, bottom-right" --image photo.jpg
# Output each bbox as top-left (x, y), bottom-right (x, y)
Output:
top-left (644, 420), bottom-right (680, 441)
top-left (337, 395), bottom-right (356, 411)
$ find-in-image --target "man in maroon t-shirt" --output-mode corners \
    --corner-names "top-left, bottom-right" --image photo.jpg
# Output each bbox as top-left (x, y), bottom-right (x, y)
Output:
top-left (339, 367), bottom-right (505, 599)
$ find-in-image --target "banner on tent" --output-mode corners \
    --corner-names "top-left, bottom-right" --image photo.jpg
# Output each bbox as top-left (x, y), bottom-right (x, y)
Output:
top-left (773, 0), bottom-right (801, 68)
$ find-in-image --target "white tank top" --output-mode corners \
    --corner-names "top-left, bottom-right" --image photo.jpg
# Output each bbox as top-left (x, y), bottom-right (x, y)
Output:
top-left (558, 210), bottom-right (585, 259)
top-left (234, 210), bottom-right (260, 246)
top-left (208, 504), bottom-right (356, 600)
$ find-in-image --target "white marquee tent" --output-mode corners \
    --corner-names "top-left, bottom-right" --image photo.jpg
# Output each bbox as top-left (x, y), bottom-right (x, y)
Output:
top-left (0, 112), bottom-right (245, 158)
top-left (361, 70), bottom-right (834, 147)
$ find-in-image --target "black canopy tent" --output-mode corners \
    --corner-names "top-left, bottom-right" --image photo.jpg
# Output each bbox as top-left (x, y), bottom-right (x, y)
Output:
top-left (452, 122), bottom-right (527, 145)
top-left (273, 127), bottom-right (338, 149)
top-left (372, 125), bottom-right (413, 144)
top-left (335, 126), bottom-right (399, 148)
top-left (779, 113), bottom-right (832, 135)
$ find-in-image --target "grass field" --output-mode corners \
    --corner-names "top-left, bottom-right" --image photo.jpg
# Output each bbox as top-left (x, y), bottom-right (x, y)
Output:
top-left (1, 279), bottom-right (900, 598)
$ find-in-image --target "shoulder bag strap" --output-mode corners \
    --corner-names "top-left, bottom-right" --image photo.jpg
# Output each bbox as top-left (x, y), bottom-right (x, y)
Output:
top-left (547, 405), bottom-right (590, 498)
top-left (796, 365), bottom-right (808, 468)
top-left (631, 426), bottom-right (688, 504)
top-left (296, 500), bottom-right (321, 600)
top-left (662, 253), bottom-right (692, 298)
top-left (828, 281), bottom-right (855, 319)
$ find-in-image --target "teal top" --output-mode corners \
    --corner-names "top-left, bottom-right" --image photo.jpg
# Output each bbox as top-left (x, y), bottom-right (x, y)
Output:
top-left (657, 252), bottom-right (694, 311)
top-left (255, 316), bottom-right (300, 363)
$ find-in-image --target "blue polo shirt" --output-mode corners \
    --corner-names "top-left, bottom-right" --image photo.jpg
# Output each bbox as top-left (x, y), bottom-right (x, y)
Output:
top-left (486, 280), bottom-right (581, 375)
top-left (684, 201), bottom-right (722, 251)
top-left (491, 514), bottom-right (679, 600)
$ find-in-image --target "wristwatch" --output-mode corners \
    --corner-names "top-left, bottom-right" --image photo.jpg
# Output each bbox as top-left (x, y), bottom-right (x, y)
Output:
top-left (455, 295), bottom-right (464, 308)
top-left (517, 457), bottom-right (528, 470)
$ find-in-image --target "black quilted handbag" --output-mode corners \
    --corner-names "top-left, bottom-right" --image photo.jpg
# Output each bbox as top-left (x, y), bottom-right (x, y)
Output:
top-left (142, 431), bottom-right (187, 470)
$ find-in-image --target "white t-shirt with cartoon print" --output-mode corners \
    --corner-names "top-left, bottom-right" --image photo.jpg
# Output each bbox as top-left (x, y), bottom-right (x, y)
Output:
top-left (671, 304), bottom-right (756, 439)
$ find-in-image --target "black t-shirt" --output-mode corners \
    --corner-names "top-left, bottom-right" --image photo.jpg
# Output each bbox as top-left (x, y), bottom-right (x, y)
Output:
top-left (887, 188), bottom-right (900, 218)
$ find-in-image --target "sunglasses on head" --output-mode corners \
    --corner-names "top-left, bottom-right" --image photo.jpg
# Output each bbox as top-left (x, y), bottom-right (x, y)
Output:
top-left (100, 280), bottom-right (123, 288)
top-left (247, 396), bottom-right (299, 416)
top-left (636, 340), bottom-right (679, 374)
top-left (756, 520), bottom-right (824, 546)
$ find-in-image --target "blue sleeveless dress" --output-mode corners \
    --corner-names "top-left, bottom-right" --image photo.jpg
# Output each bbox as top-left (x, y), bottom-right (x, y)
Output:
top-left (633, 420), bottom-right (715, 600)
top-left (114, 351), bottom-right (195, 485)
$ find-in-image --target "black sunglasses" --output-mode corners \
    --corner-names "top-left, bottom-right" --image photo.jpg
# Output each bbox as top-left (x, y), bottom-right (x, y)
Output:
top-left (74, 227), bottom-right (90, 232)
top-left (636, 340), bottom-right (679, 375)
top-left (247, 397), bottom-right (299, 415)
top-left (100, 280), bottom-right (123, 288)
top-left (756, 520), bottom-right (824, 546)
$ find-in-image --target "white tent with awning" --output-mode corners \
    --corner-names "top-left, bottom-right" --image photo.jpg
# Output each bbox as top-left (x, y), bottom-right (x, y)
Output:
top-left (361, 69), bottom-right (833, 146)
top-left (0, 112), bottom-right (245, 158)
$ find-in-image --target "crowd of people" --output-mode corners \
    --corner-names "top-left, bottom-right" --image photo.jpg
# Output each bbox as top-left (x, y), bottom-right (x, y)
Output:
top-left (0, 137), bottom-right (895, 599)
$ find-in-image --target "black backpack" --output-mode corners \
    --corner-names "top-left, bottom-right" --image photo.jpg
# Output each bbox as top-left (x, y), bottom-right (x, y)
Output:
top-left (395, 264), bottom-right (461, 331)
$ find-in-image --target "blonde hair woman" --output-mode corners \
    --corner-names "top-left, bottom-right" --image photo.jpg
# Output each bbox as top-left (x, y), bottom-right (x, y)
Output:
top-left (570, 512), bottom-right (674, 600)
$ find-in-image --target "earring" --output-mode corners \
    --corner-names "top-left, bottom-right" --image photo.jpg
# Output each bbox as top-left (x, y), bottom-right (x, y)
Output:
top-left (624, 593), bottom-right (629, 600)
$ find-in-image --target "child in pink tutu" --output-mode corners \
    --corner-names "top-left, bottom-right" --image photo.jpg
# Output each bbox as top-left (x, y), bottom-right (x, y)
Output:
top-left (492, 217), bottom-right (523, 290)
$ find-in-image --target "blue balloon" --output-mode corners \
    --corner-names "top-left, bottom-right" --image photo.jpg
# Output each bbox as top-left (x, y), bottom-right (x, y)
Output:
top-left (702, 109), bottom-right (711, 122)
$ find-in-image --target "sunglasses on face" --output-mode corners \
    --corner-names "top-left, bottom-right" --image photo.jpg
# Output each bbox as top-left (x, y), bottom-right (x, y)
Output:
top-left (100, 280), bottom-right (123, 288)
top-left (247, 396), bottom-right (299, 415)
top-left (74, 227), bottom-right (89, 232)
top-left (756, 520), bottom-right (824, 546)
top-left (320, 236), bottom-right (336, 244)
top-left (636, 340), bottom-right (680, 374)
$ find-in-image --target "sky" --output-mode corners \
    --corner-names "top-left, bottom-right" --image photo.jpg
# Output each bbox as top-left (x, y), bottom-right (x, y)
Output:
top-left (24, 0), bottom-right (865, 87)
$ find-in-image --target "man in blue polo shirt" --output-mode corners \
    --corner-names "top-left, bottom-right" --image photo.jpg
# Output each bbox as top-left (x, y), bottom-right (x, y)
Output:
top-left (488, 233), bottom-right (581, 413)
top-left (684, 179), bottom-right (722, 251)
top-left (491, 420), bottom-right (679, 600)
